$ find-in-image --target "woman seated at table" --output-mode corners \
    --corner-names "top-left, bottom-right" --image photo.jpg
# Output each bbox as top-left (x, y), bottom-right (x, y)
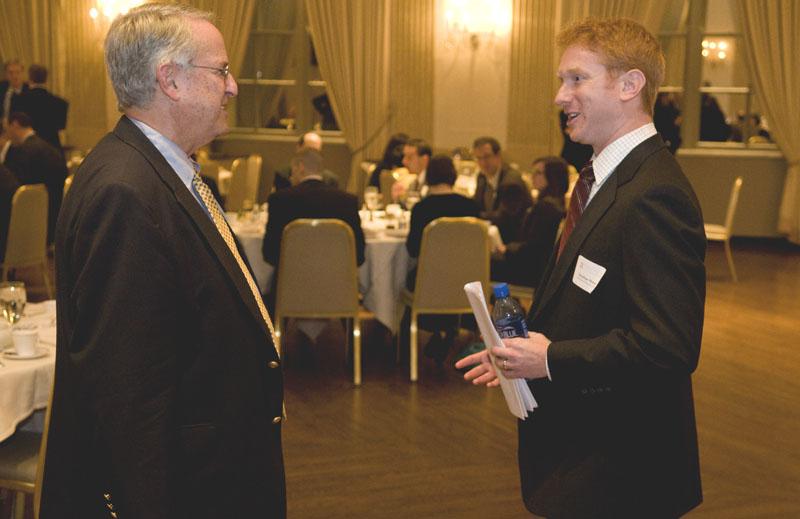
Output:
top-left (491, 156), bottom-right (568, 289)
top-left (404, 155), bottom-right (480, 363)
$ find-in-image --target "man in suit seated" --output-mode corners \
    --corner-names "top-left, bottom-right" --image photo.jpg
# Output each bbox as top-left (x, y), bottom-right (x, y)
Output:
top-left (262, 148), bottom-right (365, 306)
top-left (4, 111), bottom-right (67, 244)
top-left (19, 64), bottom-right (69, 153)
top-left (471, 136), bottom-right (528, 220)
top-left (273, 131), bottom-right (340, 191)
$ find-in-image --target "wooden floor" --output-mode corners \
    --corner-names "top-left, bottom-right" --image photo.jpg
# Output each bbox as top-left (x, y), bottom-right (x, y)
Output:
top-left (277, 239), bottom-right (800, 518)
top-left (11, 239), bottom-right (799, 517)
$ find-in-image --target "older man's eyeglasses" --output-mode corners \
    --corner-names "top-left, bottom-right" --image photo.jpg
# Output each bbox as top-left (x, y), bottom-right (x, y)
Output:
top-left (189, 63), bottom-right (230, 79)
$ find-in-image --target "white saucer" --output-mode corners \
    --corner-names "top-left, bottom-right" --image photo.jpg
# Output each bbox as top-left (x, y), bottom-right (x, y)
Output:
top-left (3, 346), bottom-right (48, 360)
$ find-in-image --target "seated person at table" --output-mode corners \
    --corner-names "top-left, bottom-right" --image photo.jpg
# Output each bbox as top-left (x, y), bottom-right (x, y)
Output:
top-left (405, 155), bottom-right (480, 362)
top-left (392, 137), bottom-right (431, 202)
top-left (471, 136), bottom-right (527, 220)
top-left (262, 148), bottom-right (365, 303)
top-left (274, 131), bottom-right (340, 191)
top-left (490, 181), bottom-right (533, 244)
top-left (491, 156), bottom-right (568, 288)
top-left (368, 132), bottom-right (408, 187)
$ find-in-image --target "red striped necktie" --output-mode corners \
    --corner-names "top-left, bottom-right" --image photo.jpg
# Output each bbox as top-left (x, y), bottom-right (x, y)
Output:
top-left (557, 162), bottom-right (595, 260)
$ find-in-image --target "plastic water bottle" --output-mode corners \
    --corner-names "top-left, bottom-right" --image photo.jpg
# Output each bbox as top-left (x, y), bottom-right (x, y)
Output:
top-left (491, 283), bottom-right (529, 339)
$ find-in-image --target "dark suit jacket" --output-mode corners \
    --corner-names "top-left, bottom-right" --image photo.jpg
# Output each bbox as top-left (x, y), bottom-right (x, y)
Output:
top-left (42, 116), bottom-right (286, 519)
top-left (473, 164), bottom-right (527, 219)
top-left (520, 135), bottom-right (706, 518)
top-left (18, 86), bottom-right (68, 151)
top-left (0, 81), bottom-right (29, 120)
top-left (262, 177), bottom-right (365, 270)
top-left (4, 133), bottom-right (67, 243)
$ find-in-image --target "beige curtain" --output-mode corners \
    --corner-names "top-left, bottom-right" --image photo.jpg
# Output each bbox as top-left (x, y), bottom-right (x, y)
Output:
top-left (305, 0), bottom-right (391, 192)
top-left (388, 0), bottom-right (434, 142)
top-left (0, 0), bottom-right (60, 93)
top-left (736, 0), bottom-right (800, 242)
top-left (506, 0), bottom-right (560, 161)
top-left (189, 0), bottom-right (254, 77)
top-left (561, 0), bottom-right (667, 33)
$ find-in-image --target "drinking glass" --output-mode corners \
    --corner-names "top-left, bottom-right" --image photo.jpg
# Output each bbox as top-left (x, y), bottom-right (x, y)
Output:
top-left (405, 190), bottom-right (421, 211)
top-left (364, 187), bottom-right (380, 221)
top-left (0, 282), bottom-right (26, 325)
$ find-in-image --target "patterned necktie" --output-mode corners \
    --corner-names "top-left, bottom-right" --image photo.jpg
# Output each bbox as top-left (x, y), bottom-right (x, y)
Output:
top-left (557, 162), bottom-right (595, 260)
top-left (192, 173), bottom-right (278, 348)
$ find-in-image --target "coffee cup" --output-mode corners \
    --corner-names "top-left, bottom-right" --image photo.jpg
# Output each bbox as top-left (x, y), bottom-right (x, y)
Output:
top-left (12, 328), bottom-right (38, 357)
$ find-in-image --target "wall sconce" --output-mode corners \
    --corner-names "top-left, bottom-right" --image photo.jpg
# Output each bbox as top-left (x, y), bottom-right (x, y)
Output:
top-left (443, 0), bottom-right (512, 51)
top-left (701, 39), bottom-right (730, 65)
top-left (89, 0), bottom-right (144, 21)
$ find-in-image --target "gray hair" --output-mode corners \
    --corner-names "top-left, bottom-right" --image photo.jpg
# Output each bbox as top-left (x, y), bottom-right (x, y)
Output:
top-left (104, 3), bottom-right (214, 110)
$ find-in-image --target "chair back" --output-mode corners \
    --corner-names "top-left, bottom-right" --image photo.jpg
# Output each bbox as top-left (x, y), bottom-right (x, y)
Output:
top-left (413, 217), bottom-right (490, 313)
top-left (723, 176), bottom-right (743, 233)
top-left (379, 169), bottom-right (397, 206)
top-left (5, 184), bottom-right (48, 267)
top-left (225, 154), bottom-right (262, 211)
top-left (275, 219), bottom-right (359, 318)
top-left (62, 175), bottom-right (74, 198)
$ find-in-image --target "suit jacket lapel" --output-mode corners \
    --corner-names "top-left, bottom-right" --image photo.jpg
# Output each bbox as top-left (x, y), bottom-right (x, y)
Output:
top-left (531, 135), bottom-right (666, 321)
top-left (112, 117), bottom-right (270, 337)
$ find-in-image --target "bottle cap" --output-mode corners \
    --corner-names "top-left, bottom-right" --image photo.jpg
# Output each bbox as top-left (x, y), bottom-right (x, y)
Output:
top-left (492, 282), bottom-right (509, 298)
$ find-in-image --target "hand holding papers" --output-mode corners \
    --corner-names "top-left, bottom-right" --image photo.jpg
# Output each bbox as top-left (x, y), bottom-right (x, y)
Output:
top-left (462, 282), bottom-right (537, 419)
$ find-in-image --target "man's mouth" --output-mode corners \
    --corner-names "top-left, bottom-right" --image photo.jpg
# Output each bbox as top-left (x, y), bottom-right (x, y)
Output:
top-left (565, 112), bottom-right (580, 123)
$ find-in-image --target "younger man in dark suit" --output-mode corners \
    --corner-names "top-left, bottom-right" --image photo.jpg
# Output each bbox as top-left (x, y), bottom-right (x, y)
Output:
top-left (458, 18), bottom-right (706, 518)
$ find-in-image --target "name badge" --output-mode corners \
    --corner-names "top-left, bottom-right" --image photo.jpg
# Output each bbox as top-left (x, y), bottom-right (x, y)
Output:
top-left (573, 255), bottom-right (606, 294)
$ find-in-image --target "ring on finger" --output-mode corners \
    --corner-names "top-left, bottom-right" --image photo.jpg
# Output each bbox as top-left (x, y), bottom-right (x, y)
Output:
top-left (502, 359), bottom-right (508, 370)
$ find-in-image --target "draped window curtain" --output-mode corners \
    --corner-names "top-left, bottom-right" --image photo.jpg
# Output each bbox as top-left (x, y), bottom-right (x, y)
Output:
top-left (305, 0), bottom-right (391, 193)
top-left (561, 0), bottom-right (667, 32)
top-left (506, 0), bottom-right (559, 162)
top-left (189, 0), bottom-right (255, 77)
top-left (0, 0), bottom-right (60, 93)
top-left (735, 0), bottom-right (800, 243)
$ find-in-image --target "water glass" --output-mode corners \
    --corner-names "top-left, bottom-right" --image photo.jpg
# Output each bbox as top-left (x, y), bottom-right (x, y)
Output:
top-left (0, 281), bottom-right (26, 325)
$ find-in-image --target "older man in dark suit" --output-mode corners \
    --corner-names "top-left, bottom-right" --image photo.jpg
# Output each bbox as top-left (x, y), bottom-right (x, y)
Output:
top-left (262, 147), bottom-right (365, 295)
top-left (458, 18), bottom-right (706, 518)
top-left (42, 5), bottom-right (286, 518)
top-left (4, 112), bottom-right (67, 244)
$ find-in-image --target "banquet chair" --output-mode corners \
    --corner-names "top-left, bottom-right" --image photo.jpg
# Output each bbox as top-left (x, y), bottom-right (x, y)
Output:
top-left (1, 184), bottom-right (52, 298)
top-left (62, 174), bottom-right (74, 198)
top-left (0, 385), bottom-right (53, 519)
top-left (705, 176), bottom-right (743, 282)
top-left (225, 154), bottom-right (262, 212)
top-left (379, 169), bottom-right (397, 206)
top-left (400, 217), bottom-right (490, 381)
top-left (273, 219), bottom-right (363, 385)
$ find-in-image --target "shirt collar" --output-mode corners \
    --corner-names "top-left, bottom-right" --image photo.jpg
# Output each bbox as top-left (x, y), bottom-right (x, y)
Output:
top-left (591, 123), bottom-right (657, 190)
top-left (129, 117), bottom-right (199, 191)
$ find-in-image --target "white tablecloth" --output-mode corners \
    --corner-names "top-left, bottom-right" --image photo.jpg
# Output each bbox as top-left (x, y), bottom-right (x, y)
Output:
top-left (228, 212), bottom-right (411, 333)
top-left (0, 301), bottom-right (56, 442)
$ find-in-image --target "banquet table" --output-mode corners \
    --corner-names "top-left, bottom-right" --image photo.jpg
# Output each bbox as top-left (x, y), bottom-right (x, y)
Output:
top-left (0, 301), bottom-right (56, 442)
top-left (227, 210), bottom-right (412, 334)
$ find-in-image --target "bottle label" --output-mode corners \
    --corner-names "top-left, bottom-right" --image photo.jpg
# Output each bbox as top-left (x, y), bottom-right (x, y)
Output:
top-left (495, 318), bottom-right (528, 339)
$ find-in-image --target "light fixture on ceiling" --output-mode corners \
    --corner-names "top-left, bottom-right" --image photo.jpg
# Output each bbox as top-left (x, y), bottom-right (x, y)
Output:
top-left (443, 0), bottom-right (512, 51)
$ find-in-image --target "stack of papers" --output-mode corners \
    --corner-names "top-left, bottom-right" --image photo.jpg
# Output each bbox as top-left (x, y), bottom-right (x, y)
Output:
top-left (464, 282), bottom-right (537, 419)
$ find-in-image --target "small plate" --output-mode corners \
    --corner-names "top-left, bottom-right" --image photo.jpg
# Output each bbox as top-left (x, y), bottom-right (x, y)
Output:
top-left (3, 346), bottom-right (49, 360)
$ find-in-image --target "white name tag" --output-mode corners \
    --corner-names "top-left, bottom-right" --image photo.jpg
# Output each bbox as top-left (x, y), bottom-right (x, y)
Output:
top-left (572, 255), bottom-right (607, 294)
